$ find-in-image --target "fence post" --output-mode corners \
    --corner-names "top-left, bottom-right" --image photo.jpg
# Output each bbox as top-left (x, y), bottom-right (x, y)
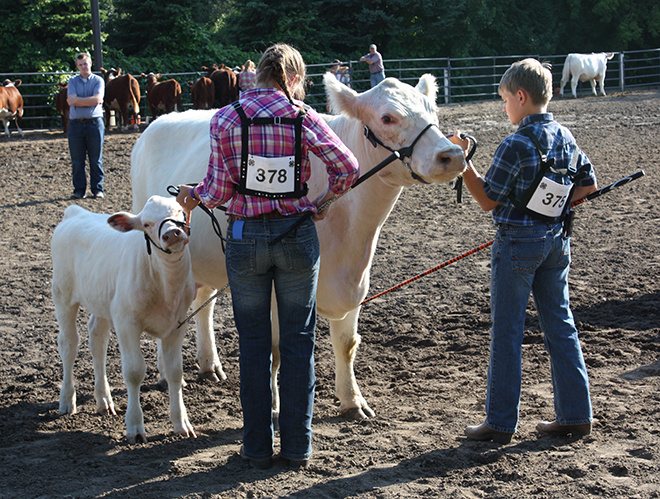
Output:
top-left (619, 52), bottom-right (625, 92)
top-left (444, 65), bottom-right (450, 104)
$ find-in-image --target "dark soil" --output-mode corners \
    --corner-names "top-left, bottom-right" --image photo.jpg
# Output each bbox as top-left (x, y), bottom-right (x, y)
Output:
top-left (1, 88), bottom-right (659, 499)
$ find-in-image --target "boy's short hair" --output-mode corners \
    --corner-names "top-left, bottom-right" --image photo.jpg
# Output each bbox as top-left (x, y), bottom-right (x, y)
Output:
top-left (75, 52), bottom-right (92, 63)
top-left (499, 58), bottom-right (553, 106)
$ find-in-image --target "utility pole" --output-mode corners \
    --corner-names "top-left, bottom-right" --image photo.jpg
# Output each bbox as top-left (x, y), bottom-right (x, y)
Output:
top-left (90, 0), bottom-right (103, 70)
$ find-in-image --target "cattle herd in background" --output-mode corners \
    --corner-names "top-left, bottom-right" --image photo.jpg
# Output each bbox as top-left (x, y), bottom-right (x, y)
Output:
top-left (1, 53), bottom-right (615, 138)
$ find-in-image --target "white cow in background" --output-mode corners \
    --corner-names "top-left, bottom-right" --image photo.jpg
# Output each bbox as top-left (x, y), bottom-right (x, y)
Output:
top-left (52, 196), bottom-right (196, 443)
top-left (560, 52), bottom-right (615, 98)
top-left (131, 74), bottom-right (466, 420)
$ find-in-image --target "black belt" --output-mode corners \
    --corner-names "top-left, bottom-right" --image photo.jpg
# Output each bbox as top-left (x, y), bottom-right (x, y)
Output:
top-left (72, 118), bottom-right (100, 123)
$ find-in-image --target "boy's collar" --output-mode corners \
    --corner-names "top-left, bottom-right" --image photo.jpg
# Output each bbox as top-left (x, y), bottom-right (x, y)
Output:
top-left (518, 113), bottom-right (553, 129)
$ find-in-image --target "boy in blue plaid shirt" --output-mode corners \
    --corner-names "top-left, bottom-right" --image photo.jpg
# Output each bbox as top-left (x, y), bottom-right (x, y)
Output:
top-left (451, 58), bottom-right (597, 444)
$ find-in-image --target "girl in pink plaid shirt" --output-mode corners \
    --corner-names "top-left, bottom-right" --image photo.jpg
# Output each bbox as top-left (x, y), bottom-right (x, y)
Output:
top-left (178, 44), bottom-right (359, 469)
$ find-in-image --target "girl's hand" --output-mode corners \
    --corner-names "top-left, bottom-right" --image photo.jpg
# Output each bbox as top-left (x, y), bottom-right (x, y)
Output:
top-left (176, 185), bottom-right (200, 213)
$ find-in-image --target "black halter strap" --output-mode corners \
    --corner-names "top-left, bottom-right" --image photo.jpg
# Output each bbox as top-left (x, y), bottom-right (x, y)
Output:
top-left (363, 123), bottom-right (437, 184)
top-left (144, 217), bottom-right (189, 255)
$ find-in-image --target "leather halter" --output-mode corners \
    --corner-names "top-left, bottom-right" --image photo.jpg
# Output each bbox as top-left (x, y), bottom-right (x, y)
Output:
top-left (144, 217), bottom-right (189, 255)
top-left (363, 122), bottom-right (437, 184)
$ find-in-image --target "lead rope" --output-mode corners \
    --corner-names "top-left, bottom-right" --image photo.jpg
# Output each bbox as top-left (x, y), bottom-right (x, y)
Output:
top-left (360, 170), bottom-right (645, 306)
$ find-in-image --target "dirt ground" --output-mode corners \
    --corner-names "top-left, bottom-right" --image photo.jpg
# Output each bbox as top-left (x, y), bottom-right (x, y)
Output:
top-left (1, 88), bottom-right (659, 499)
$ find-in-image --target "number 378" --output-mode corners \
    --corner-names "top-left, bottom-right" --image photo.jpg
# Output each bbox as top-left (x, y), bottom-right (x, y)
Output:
top-left (256, 169), bottom-right (288, 184)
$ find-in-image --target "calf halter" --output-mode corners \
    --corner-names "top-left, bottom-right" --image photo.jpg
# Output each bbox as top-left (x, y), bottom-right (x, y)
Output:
top-left (363, 122), bottom-right (436, 184)
top-left (144, 217), bottom-right (189, 255)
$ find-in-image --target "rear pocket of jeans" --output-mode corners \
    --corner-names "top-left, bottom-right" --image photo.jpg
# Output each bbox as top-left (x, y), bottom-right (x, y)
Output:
top-left (510, 236), bottom-right (544, 272)
top-left (226, 238), bottom-right (256, 276)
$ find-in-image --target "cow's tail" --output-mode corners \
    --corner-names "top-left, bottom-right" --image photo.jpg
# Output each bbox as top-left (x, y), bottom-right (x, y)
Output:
top-left (562, 55), bottom-right (572, 82)
top-left (129, 86), bottom-right (140, 116)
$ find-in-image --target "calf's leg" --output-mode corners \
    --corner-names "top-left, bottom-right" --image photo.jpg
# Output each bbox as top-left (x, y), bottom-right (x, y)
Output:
top-left (55, 300), bottom-right (80, 415)
top-left (88, 314), bottom-right (116, 416)
top-left (160, 332), bottom-right (196, 438)
top-left (115, 327), bottom-right (147, 443)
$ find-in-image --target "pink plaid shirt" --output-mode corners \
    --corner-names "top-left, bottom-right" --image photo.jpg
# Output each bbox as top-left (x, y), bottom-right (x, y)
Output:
top-left (195, 87), bottom-right (359, 217)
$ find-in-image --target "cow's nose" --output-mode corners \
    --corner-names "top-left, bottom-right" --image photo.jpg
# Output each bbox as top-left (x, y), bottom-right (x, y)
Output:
top-left (435, 148), bottom-right (464, 170)
top-left (162, 228), bottom-right (185, 245)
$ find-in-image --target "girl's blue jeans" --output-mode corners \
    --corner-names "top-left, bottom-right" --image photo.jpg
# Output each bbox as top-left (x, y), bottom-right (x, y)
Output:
top-left (486, 222), bottom-right (593, 433)
top-left (226, 214), bottom-right (319, 461)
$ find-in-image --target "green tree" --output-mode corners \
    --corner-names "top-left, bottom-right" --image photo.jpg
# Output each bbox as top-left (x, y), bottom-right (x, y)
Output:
top-left (0, 0), bottom-right (99, 72)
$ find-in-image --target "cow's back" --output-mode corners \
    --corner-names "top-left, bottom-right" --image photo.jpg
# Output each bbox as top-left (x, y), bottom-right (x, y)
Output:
top-left (131, 109), bottom-right (215, 211)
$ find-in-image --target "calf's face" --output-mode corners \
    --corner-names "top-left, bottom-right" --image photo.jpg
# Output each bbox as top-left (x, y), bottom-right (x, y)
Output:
top-left (107, 196), bottom-right (189, 254)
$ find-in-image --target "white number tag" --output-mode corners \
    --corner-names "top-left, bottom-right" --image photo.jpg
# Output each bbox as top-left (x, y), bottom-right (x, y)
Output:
top-left (526, 177), bottom-right (572, 218)
top-left (245, 155), bottom-right (296, 194)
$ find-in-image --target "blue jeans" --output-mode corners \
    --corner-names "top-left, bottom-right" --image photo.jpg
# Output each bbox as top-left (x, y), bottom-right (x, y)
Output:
top-left (486, 223), bottom-right (592, 433)
top-left (226, 214), bottom-right (319, 461)
top-left (370, 71), bottom-right (385, 87)
top-left (68, 118), bottom-right (104, 196)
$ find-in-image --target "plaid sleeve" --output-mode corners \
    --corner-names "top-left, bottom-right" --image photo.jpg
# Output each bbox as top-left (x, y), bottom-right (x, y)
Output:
top-left (303, 110), bottom-right (360, 195)
top-left (195, 111), bottom-right (237, 209)
top-left (483, 135), bottom-right (524, 203)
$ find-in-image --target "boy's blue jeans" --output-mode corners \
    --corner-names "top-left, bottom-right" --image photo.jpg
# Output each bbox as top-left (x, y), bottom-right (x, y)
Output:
top-left (226, 215), bottom-right (319, 461)
top-left (486, 222), bottom-right (593, 433)
top-left (67, 118), bottom-right (104, 196)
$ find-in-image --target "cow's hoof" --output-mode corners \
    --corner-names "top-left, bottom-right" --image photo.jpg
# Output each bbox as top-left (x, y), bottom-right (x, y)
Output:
top-left (127, 432), bottom-right (148, 444)
top-left (96, 401), bottom-right (117, 416)
top-left (198, 367), bottom-right (227, 383)
top-left (341, 407), bottom-right (370, 421)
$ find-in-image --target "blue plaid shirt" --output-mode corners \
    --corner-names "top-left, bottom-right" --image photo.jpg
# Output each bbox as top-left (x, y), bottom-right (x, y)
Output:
top-left (484, 113), bottom-right (597, 226)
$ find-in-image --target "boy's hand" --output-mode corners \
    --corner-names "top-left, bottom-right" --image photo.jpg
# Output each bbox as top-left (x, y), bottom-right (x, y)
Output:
top-left (448, 130), bottom-right (471, 157)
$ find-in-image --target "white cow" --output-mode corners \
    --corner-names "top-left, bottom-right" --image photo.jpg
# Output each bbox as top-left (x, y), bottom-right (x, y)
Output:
top-left (131, 74), bottom-right (466, 420)
top-left (52, 196), bottom-right (196, 443)
top-left (560, 52), bottom-right (615, 98)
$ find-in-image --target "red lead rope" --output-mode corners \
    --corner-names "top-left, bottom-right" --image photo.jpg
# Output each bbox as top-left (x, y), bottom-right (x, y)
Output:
top-left (360, 170), bottom-right (645, 306)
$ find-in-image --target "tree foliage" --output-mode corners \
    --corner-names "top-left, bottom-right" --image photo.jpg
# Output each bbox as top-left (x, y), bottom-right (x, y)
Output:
top-left (1, 0), bottom-right (660, 74)
top-left (0, 0), bottom-right (98, 72)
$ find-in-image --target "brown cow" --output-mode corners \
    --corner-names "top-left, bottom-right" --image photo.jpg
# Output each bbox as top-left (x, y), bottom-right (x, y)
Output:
top-left (101, 68), bottom-right (141, 131)
top-left (201, 64), bottom-right (238, 108)
top-left (189, 77), bottom-right (215, 110)
top-left (141, 72), bottom-right (182, 121)
top-left (55, 82), bottom-right (70, 133)
top-left (0, 79), bottom-right (24, 138)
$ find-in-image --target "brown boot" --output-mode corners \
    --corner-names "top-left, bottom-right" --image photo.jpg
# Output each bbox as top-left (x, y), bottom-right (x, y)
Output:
top-left (465, 422), bottom-right (513, 444)
top-left (536, 420), bottom-right (592, 436)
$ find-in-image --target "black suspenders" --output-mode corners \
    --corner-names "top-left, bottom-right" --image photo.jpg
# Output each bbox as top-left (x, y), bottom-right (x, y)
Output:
top-left (507, 127), bottom-right (580, 224)
top-left (232, 101), bottom-right (308, 199)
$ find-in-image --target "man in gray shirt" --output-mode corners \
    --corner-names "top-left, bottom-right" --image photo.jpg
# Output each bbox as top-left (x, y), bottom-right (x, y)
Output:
top-left (67, 52), bottom-right (105, 199)
top-left (360, 44), bottom-right (385, 88)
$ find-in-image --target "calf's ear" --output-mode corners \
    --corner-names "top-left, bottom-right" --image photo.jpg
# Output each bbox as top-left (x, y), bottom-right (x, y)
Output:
top-left (108, 212), bottom-right (141, 233)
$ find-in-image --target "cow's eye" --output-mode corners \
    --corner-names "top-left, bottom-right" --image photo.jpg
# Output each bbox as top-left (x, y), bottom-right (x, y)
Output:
top-left (382, 115), bottom-right (397, 125)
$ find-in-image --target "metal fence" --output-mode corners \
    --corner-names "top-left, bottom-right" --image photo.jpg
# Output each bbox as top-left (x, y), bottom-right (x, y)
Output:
top-left (2, 48), bottom-right (659, 131)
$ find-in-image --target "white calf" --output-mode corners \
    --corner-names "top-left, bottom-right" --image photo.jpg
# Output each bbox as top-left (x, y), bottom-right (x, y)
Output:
top-left (52, 195), bottom-right (196, 443)
top-left (560, 52), bottom-right (615, 98)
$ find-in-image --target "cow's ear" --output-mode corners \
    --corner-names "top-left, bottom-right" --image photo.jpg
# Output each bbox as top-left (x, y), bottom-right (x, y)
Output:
top-left (415, 74), bottom-right (437, 103)
top-left (323, 72), bottom-right (363, 119)
top-left (108, 212), bottom-right (141, 233)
